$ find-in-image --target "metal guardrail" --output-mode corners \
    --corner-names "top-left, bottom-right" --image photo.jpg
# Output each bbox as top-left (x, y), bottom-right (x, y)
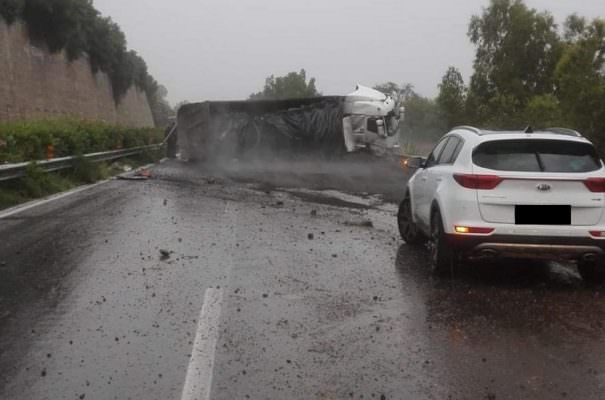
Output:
top-left (0, 144), bottom-right (162, 182)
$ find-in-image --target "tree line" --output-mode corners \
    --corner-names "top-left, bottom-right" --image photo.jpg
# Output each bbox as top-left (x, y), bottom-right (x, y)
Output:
top-left (386, 0), bottom-right (605, 151)
top-left (0, 0), bottom-right (173, 126)
top-left (239, 0), bottom-right (605, 154)
top-left (249, 69), bottom-right (321, 100)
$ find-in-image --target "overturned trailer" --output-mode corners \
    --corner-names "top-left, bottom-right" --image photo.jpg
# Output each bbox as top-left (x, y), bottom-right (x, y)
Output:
top-left (177, 85), bottom-right (403, 162)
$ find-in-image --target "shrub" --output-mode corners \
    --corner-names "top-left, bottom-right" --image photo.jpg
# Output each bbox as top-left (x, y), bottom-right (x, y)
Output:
top-left (72, 157), bottom-right (107, 183)
top-left (0, 119), bottom-right (163, 163)
top-left (21, 163), bottom-right (72, 197)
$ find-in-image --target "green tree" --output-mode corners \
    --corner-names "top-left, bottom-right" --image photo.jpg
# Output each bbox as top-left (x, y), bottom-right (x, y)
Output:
top-left (250, 69), bottom-right (320, 100)
top-left (373, 82), bottom-right (445, 145)
top-left (555, 16), bottom-right (605, 149)
top-left (373, 82), bottom-right (400, 96)
top-left (0, 0), bottom-right (24, 24)
top-left (467, 0), bottom-right (561, 124)
top-left (402, 94), bottom-right (446, 142)
top-left (130, 51), bottom-right (150, 90)
top-left (523, 94), bottom-right (563, 128)
top-left (373, 82), bottom-right (416, 99)
top-left (436, 67), bottom-right (467, 128)
top-left (22, 0), bottom-right (84, 53)
top-left (63, 0), bottom-right (98, 61)
top-left (148, 84), bottom-right (174, 127)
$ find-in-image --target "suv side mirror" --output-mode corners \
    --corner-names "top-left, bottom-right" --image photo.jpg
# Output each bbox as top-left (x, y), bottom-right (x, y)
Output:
top-left (403, 156), bottom-right (426, 170)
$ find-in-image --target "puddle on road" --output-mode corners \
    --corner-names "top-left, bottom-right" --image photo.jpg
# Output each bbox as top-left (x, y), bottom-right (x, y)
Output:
top-left (393, 243), bottom-right (605, 399)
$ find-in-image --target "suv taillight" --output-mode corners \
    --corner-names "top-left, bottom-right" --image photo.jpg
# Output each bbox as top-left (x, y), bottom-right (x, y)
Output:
top-left (453, 174), bottom-right (503, 190)
top-left (584, 178), bottom-right (605, 193)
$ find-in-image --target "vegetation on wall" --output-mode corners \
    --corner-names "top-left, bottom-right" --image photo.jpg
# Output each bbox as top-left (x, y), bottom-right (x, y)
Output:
top-left (0, 0), bottom-right (173, 125)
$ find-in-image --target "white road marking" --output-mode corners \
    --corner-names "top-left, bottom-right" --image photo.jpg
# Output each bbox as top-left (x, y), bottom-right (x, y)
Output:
top-left (180, 202), bottom-right (237, 400)
top-left (0, 179), bottom-right (111, 219)
top-left (180, 288), bottom-right (224, 400)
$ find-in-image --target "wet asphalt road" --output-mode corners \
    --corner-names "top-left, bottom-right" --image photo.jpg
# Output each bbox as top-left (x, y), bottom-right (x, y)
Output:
top-left (1, 159), bottom-right (605, 400)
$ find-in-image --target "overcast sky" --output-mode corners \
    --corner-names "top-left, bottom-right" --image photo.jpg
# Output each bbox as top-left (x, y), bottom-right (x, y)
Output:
top-left (92, 0), bottom-right (603, 105)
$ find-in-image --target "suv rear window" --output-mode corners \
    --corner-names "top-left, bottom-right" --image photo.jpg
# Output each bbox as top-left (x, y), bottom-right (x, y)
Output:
top-left (473, 139), bottom-right (602, 173)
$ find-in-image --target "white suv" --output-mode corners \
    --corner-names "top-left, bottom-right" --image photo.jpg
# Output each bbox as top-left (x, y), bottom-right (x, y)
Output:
top-left (398, 126), bottom-right (605, 282)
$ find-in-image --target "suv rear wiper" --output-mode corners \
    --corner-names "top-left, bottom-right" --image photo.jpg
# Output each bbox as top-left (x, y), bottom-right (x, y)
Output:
top-left (534, 152), bottom-right (546, 172)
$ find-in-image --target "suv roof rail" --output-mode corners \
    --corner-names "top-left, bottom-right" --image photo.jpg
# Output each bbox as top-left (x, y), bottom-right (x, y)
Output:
top-left (452, 125), bottom-right (482, 135)
top-left (545, 127), bottom-right (583, 137)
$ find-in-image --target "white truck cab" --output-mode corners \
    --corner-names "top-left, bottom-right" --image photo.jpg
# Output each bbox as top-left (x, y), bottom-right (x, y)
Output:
top-left (342, 85), bottom-right (403, 154)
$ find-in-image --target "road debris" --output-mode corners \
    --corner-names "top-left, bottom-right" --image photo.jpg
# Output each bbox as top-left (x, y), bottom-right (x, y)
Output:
top-left (117, 175), bottom-right (148, 181)
top-left (159, 249), bottom-right (172, 260)
top-left (344, 219), bottom-right (374, 228)
top-left (111, 162), bottom-right (133, 173)
top-left (2, 159), bottom-right (599, 400)
top-left (117, 168), bottom-right (152, 181)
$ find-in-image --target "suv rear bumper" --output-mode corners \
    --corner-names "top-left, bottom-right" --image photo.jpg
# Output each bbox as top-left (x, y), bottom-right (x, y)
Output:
top-left (446, 234), bottom-right (605, 261)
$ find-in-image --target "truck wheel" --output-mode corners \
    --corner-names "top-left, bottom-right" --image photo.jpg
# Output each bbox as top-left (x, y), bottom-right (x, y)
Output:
top-left (398, 197), bottom-right (424, 245)
top-left (578, 260), bottom-right (605, 284)
top-left (430, 210), bottom-right (456, 275)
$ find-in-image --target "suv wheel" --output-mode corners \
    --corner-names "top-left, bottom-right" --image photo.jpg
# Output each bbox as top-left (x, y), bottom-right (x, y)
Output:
top-left (430, 210), bottom-right (456, 275)
top-left (578, 260), bottom-right (605, 284)
top-left (398, 197), bottom-right (424, 245)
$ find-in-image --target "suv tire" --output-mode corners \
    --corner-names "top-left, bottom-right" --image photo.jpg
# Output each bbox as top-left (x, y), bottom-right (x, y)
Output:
top-left (578, 260), bottom-right (605, 284)
top-left (398, 197), bottom-right (424, 245)
top-left (430, 210), bottom-right (456, 275)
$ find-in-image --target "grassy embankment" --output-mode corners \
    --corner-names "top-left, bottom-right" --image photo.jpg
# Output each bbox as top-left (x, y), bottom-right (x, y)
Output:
top-left (0, 119), bottom-right (164, 210)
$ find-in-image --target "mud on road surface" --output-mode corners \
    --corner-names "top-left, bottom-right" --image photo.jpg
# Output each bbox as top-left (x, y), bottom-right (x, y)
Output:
top-left (1, 159), bottom-right (605, 400)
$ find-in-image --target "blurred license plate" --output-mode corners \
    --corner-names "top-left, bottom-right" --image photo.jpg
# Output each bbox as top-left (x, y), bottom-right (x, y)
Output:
top-left (515, 205), bottom-right (571, 225)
